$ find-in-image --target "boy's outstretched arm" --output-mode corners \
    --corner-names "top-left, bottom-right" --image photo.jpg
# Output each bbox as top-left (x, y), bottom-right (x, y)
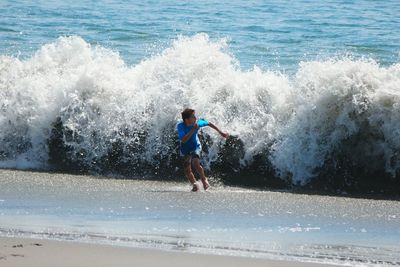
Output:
top-left (208, 122), bottom-right (229, 139)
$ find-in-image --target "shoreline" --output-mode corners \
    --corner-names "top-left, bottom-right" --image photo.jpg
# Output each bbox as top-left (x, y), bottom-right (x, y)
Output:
top-left (1, 169), bottom-right (399, 266)
top-left (0, 236), bottom-right (340, 267)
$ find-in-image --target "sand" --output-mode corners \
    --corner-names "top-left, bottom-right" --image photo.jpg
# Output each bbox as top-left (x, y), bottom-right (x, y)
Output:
top-left (0, 236), bottom-right (339, 267)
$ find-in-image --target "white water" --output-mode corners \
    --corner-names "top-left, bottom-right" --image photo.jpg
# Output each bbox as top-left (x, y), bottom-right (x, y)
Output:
top-left (1, 34), bottom-right (400, 184)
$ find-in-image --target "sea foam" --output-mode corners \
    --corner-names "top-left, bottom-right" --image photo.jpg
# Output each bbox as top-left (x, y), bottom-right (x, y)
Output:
top-left (1, 34), bottom-right (399, 191)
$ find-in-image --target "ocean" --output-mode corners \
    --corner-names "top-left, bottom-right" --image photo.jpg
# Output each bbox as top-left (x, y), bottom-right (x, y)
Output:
top-left (0, 1), bottom-right (400, 265)
top-left (1, 1), bottom-right (400, 71)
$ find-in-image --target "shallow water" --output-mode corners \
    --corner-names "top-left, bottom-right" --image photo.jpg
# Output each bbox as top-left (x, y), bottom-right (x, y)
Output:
top-left (0, 170), bottom-right (399, 266)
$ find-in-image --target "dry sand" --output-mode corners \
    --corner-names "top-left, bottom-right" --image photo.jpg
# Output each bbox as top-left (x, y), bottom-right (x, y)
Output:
top-left (0, 236), bottom-right (339, 267)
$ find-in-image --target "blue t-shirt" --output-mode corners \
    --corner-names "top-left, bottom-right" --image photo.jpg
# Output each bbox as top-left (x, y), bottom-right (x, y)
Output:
top-left (177, 119), bottom-right (209, 155)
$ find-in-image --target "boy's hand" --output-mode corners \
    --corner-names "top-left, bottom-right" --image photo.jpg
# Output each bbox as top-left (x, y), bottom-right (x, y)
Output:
top-left (221, 132), bottom-right (229, 139)
top-left (193, 123), bottom-right (199, 129)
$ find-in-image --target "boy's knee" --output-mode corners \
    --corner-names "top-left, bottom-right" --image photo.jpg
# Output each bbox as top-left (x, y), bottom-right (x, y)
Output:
top-left (194, 163), bottom-right (202, 171)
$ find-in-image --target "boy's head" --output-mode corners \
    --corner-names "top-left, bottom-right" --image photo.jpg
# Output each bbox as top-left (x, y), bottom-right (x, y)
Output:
top-left (181, 108), bottom-right (196, 125)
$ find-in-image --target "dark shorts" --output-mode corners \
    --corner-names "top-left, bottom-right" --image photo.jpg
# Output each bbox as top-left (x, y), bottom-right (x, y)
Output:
top-left (182, 148), bottom-right (201, 168)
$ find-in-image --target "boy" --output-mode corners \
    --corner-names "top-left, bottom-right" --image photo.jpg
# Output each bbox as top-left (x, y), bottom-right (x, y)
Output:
top-left (177, 108), bottom-right (229, 192)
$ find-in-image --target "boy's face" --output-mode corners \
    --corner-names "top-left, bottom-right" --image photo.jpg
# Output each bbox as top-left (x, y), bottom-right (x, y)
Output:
top-left (185, 112), bottom-right (196, 125)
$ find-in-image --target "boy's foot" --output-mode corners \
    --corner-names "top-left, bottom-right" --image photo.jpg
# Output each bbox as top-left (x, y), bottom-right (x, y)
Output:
top-left (204, 183), bottom-right (210, 191)
top-left (201, 179), bottom-right (210, 191)
top-left (191, 184), bottom-right (199, 192)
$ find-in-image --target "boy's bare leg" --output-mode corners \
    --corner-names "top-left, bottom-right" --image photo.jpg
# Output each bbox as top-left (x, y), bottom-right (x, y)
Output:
top-left (192, 158), bottom-right (210, 190)
top-left (184, 165), bottom-right (198, 191)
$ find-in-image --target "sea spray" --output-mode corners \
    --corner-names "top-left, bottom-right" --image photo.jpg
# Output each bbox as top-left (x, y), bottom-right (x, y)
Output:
top-left (271, 60), bottom-right (400, 192)
top-left (1, 34), bottom-right (399, 194)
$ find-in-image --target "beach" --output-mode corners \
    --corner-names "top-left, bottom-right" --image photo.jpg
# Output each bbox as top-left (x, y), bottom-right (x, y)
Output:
top-left (1, 236), bottom-right (340, 267)
top-left (1, 169), bottom-right (399, 266)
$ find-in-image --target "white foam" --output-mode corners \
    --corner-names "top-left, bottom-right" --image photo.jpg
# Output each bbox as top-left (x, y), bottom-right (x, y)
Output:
top-left (271, 59), bottom-right (400, 183)
top-left (1, 34), bottom-right (399, 184)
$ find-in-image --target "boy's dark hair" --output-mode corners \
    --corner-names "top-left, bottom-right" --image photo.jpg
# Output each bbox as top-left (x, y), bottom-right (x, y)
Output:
top-left (181, 108), bottom-right (195, 121)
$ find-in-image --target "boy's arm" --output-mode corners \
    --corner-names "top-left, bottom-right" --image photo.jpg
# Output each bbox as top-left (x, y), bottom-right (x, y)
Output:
top-left (208, 122), bottom-right (229, 139)
top-left (181, 123), bottom-right (198, 144)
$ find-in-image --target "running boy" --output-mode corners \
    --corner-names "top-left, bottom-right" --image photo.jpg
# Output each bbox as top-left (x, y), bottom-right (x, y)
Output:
top-left (177, 108), bottom-right (229, 191)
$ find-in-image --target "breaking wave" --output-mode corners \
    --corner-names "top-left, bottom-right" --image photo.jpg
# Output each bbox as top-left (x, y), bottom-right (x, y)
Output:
top-left (1, 34), bottom-right (399, 194)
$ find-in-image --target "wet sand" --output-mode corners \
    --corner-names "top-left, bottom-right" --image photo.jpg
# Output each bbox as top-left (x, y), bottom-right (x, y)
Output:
top-left (0, 236), bottom-right (339, 267)
top-left (1, 169), bottom-right (399, 265)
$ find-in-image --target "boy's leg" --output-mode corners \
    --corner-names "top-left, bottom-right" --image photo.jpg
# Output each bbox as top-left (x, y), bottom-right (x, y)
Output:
top-left (183, 155), bottom-right (198, 191)
top-left (192, 158), bottom-right (210, 190)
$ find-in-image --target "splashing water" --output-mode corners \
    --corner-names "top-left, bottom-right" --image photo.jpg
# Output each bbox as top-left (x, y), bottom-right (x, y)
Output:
top-left (1, 34), bottom-right (399, 192)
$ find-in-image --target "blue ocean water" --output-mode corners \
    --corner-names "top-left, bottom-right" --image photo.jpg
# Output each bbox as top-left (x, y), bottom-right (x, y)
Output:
top-left (1, 0), bottom-right (399, 71)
